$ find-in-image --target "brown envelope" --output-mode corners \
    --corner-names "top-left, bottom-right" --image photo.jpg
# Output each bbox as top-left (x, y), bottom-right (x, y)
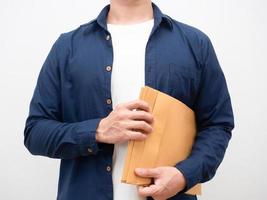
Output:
top-left (121, 86), bottom-right (201, 195)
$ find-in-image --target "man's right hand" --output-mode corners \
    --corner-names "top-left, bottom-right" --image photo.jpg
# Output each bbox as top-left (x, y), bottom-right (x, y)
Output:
top-left (95, 99), bottom-right (154, 144)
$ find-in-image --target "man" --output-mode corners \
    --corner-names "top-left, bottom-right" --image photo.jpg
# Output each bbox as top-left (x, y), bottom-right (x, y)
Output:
top-left (24, 0), bottom-right (235, 200)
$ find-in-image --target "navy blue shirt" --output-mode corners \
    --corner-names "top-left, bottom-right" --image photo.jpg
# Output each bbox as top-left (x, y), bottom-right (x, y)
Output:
top-left (24, 2), bottom-right (234, 200)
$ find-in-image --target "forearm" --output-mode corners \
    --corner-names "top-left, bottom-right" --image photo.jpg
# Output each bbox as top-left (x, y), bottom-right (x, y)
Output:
top-left (175, 125), bottom-right (232, 191)
top-left (24, 117), bottom-right (103, 159)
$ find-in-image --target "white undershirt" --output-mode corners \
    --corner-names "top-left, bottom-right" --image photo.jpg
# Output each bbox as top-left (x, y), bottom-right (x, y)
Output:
top-left (107, 18), bottom-right (154, 200)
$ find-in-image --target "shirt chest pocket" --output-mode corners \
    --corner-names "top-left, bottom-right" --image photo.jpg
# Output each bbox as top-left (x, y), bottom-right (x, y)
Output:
top-left (168, 62), bottom-right (201, 107)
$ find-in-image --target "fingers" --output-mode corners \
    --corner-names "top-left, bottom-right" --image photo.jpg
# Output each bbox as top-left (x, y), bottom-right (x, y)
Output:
top-left (127, 120), bottom-right (153, 134)
top-left (129, 110), bottom-right (154, 124)
top-left (114, 100), bottom-right (154, 124)
top-left (135, 167), bottom-right (160, 178)
top-left (126, 130), bottom-right (148, 141)
top-left (138, 185), bottom-right (161, 197)
top-left (125, 99), bottom-right (151, 113)
top-left (111, 99), bottom-right (154, 143)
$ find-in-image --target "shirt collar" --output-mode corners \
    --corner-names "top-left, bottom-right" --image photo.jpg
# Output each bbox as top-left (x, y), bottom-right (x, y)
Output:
top-left (84, 2), bottom-right (173, 34)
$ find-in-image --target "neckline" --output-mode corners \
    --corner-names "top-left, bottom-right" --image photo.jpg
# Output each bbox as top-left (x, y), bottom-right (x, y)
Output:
top-left (107, 18), bottom-right (154, 27)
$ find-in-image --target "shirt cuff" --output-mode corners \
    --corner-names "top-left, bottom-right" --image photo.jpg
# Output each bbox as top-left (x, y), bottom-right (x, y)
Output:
top-left (175, 157), bottom-right (202, 193)
top-left (74, 117), bottom-right (104, 156)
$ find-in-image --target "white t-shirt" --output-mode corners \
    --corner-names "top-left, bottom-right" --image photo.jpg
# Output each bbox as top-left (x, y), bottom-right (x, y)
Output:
top-left (107, 18), bottom-right (154, 200)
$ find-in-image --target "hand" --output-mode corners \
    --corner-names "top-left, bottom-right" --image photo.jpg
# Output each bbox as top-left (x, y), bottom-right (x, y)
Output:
top-left (95, 99), bottom-right (154, 144)
top-left (134, 167), bottom-right (186, 200)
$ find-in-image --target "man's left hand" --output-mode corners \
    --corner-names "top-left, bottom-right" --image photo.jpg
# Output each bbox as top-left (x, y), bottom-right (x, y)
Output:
top-left (134, 166), bottom-right (186, 200)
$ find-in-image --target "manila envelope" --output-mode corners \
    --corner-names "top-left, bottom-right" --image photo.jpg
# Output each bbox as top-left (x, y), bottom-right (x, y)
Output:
top-left (121, 85), bottom-right (201, 195)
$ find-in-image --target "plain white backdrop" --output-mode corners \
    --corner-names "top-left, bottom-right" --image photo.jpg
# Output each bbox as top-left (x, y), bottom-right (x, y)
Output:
top-left (1, 0), bottom-right (266, 199)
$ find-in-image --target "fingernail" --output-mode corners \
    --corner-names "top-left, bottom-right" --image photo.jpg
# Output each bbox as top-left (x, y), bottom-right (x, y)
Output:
top-left (135, 168), bottom-right (142, 173)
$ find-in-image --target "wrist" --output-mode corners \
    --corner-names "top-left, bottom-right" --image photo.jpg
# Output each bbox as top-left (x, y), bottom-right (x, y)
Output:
top-left (174, 168), bottom-right (186, 191)
top-left (95, 118), bottom-right (105, 142)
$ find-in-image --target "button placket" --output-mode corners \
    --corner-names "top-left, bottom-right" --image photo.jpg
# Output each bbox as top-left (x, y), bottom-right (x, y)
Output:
top-left (103, 31), bottom-right (113, 112)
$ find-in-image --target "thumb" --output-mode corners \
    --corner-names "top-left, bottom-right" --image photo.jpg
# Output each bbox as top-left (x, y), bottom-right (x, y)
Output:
top-left (138, 184), bottom-right (159, 197)
top-left (135, 167), bottom-right (160, 178)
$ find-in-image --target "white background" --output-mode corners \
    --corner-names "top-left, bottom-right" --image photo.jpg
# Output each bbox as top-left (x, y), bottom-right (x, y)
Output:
top-left (1, 0), bottom-right (266, 199)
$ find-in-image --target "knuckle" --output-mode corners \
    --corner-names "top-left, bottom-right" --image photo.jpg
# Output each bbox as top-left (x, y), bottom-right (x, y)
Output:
top-left (118, 112), bottom-right (124, 120)
top-left (114, 104), bottom-right (120, 110)
top-left (141, 121), bottom-right (148, 128)
top-left (140, 111), bottom-right (147, 118)
top-left (147, 113), bottom-right (152, 120)
top-left (123, 112), bottom-right (130, 119)
top-left (113, 120), bottom-right (120, 127)
top-left (113, 109), bottom-right (120, 117)
top-left (114, 120), bottom-right (123, 127)
top-left (155, 170), bottom-right (160, 177)
top-left (149, 113), bottom-right (154, 120)
top-left (131, 99), bottom-right (138, 105)
top-left (136, 99), bottom-right (143, 107)
top-left (138, 99), bottom-right (144, 103)
top-left (117, 111), bottom-right (127, 120)
top-left (144, 168), bottom-right (152, 175)
top-left (115, 103), bottom-right (124, 110)
top-left (141, 100), bottom-right (149, 108)
top-left (124, 131), bottom-right (131, 140)
top-left (118, 112), bottom-right (126, 120)
top-left (147, 125), bottom-right (153, 132)
top-left (142, 169), bottom-right (148, 174)
top-left (133, 99), bottom-right (139, 104)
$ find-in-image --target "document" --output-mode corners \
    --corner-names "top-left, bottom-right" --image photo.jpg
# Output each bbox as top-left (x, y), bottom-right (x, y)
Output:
top-left (121, 85), bottom-right (201, 195)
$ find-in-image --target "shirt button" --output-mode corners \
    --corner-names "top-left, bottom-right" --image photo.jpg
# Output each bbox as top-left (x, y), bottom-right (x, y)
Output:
top-left (106, 98), bottom-right (112, 104)
top-left (106, 65), bottom-right (112, 72)
top-left (106, 34), bottom-right (110, 40)
top-left (88, 148), bottom-right (93, 153)
top-left (106, 165), bottom-right (112, 172)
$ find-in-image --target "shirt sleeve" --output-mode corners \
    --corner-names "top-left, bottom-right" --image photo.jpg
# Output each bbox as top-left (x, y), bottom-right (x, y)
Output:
top-left (175, 35), bottom-right (235, 192)
top-left (23, 34), bottom-right (104, 159)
